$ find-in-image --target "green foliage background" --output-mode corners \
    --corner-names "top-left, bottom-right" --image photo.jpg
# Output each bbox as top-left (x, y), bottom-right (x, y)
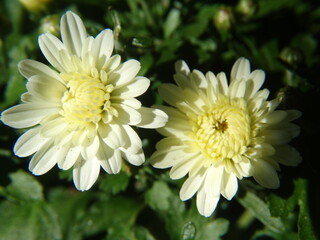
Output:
top-left (0, 0), bottom-right (319, 239)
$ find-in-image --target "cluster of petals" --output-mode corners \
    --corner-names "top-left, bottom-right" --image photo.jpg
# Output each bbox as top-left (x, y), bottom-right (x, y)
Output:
top-left (1, 11), bottom-right (167, 191)
top-left (151, 58), bottom-right (301, 217)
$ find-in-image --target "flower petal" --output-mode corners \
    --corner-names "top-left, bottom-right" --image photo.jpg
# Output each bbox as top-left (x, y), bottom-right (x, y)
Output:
top-left (251, 158), bottom-right (280, 189)
top-left (102, 149), bottom-right (122, 174)
top-left (61, 11), bottom-right (87, 57)
top-left (112, 76), bottom-right (150, 98)
top-left (113, 104), bottom-right (141, 125)
top-left (245, 70), bottom-right (265, 99)
top-left (18, 59), bottom-right (63, 84)
top-left (109, 60), bottom-right (141, 87)
top-left (27, 75), bottom-right (66, 103)
top-left (179, 168), bottom-right (206, 201)
top-left (175, 60), bottom-right (190, 76)
top-left (58, 145), bottom-right (81, 170)
top-left (196, 185), bottom-right (220, 217)
top-left (39, 33), bottom-right (69, 72)
top-left (1, 103), bottom-right (59, 128)
top-left (73, 157), bottom-right (101, 191)
top-left (122, 148), bottom-right (145, 166)
top-left (29, 140), bottom-right (57, 175)
top-left (273, 144), bottom-right (302, 166)
top-left (230, 57), bottom-right (250, 82)
top-left (92, 29), bottom-right (114, 70)
top-left (119, 125), bottom-right (142, 153)
top-left (136, 107), bottom-right (168, 129)
top-left (220, 172), bottom-right (238, 200)
top-left (169, 152), bottom-right (200, 179)
top-left (14, 126), bottom-right (48, 157)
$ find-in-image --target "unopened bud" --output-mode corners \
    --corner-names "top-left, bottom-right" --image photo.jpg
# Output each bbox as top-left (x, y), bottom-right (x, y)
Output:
top-left (19, 0), bottom-right (51, 13)
top-left (40, 15), bottom-right (60, 36)
top-left (236, 0), bottom-right (256, 18)
top-left (213, 7), bottom-right (234, 31)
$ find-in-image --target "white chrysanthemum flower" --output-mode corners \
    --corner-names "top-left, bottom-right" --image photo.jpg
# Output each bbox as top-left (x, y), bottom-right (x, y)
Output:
top-left (0, 11), bottom-right (167, 191)
top-left (151, 58), bottom-right (301, 217)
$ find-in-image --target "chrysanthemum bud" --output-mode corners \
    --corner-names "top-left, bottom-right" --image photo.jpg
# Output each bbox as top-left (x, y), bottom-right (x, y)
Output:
top-left (236, 0), bottom-right (256, 18)
top-left (40, 15), bottom-right (60, 36)
top-left (19, 0), bottom-right (51, 13)
top-left (213, 6), bottom-right (234, 31)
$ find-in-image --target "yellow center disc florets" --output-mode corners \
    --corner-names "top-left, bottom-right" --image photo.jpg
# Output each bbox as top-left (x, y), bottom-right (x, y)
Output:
top-left (193, 95), bottom-right (251, 164)
top-left (60, 70), bottom-right (114, 125)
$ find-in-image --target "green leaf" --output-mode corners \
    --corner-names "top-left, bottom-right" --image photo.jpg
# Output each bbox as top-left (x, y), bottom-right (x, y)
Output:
top-left (145, 180), bottom-right (171, 211)
top-left (295, 178), bottom-right (317, 240)
top-left (85, 196), bottom-right (143, 239)
top-left (237, 191), bottom-right (285, 232)
top-left (163, 8), bottom-right (181, 39)
top-left (197, 218), bottom-right (229, 240)
top-left (145, 181), bottom-right (229, 240)
top-left (99, 171), bottom-right (130, 195)
top-left (48, 188), bottom-right (93, 240)
top-left (0, 170), bottom-right (43, 201)
top-left (0, 201), bottom-right (62, 240)
top-left (134, 226), bottom-right (156, 240)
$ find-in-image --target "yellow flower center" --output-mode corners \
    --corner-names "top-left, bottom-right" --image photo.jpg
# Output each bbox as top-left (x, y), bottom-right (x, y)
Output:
top-left (193, 96), bottom-right (251, 164)
top-left (60, 70), bottom-right (115, 125)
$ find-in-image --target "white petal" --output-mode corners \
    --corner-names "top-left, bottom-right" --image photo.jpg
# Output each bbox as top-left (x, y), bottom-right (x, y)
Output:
top-left (136, 107), bottom-right (168, 129)
top-left (61, 11), bottom-right (87, 57)
top-left (220, 172), bottom-right (238, 200)
top-left (109, 60), bottom-right (141, 87)
top-left (73, 157), bottom-right (101, 191)
top-left (103, 149), bottom-right (122, 174)
top-left (111, 98), bottom-right (142, 109)
top-left (261, 110), bottom-right (287, 125)
top-left (39, 33), bottom-right (68, 72)
top-left (261, 129), bottom-right (295, 145)
top-left (26, 75), bottom-right (66, 103)
top-left (190, 70), bottom-right (208, 89)
top-left (40, 117), bottom-right (68, 137)
top-left (155, 105), bottom-right (191, 138)
top-left (234, 156), bottom-right (253, 177)
top-left (122, 148), bottom-right (145, 166)
top-left (121, 125), bottom-right (142, 153)
top-left (246, 70), bottom-right (265, 99)
top-left (230, 57), bottom-right (251, 82)
top-left (169, 152), bottom-right (200, 179)
top-left (204, 166), bottom-right (224, 197)
top-left (102, 54), bottom-right (121, 72)
top-left (273, 144), bottom-right (302, 166)
top-left (216, 72), bottom-right (229, 96)
top-left (1, 103), bottom-right (59, 129)
top-left (18, 60), bottom-right (63, 84)
top-left (112, 76), bottom-right (150, 98)
top-left (96, 140), bottom-right (113, 162)
top-left (113, 104), bottom-right (141, 125)
top-left (229, 79), bottom-right (246, 98)
top-left (251, 158), bottom-right (280, 189)
top-left (81, 134), bottom-right (100, 160)
top-left (158, 83), bottom-right (185, 107)
top-left (14, 126), bottom-right (48, 157)
top-left (52, 145), bottom-right (71, 170)
top-left (175, 60), bottom-right (190, 76)
top-left (59, 145), bottom-right (81, 170)
top-left (174, 73), bottom-right (193, 89)
top-left (196, 186), bottom-right (220, 217)
top-left (29, 140), bottom-right (57, 175)
top-left (150, 147), bottom-right (189, 169)
top-left (98, 122), bottom-right (124, 149)
top-left (179, 168), bottom-right (206, 201)
top-left (92, 29), bottom-right (114, 70)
